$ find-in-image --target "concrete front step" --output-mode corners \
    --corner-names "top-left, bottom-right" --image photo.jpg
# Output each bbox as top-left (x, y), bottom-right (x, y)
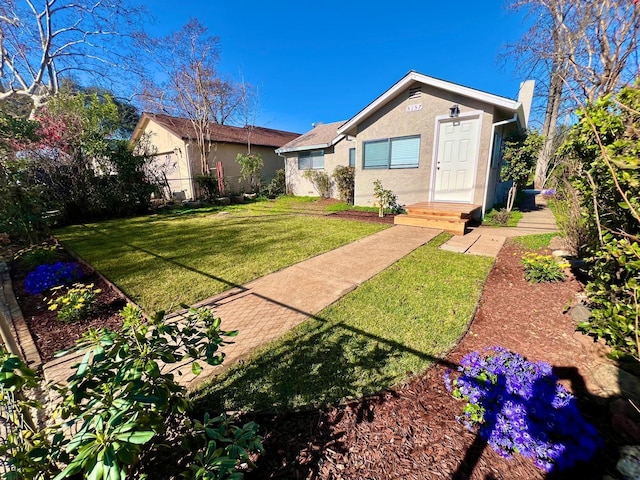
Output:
top-left (394, 214), bottom-right (466, 235)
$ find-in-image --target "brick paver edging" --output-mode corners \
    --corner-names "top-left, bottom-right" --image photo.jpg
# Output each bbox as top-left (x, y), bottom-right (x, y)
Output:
top-left (0, 258), bottom-right (41, 369)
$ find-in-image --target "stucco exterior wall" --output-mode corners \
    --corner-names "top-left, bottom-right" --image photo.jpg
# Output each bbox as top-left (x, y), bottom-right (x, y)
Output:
top-left (143, 119), bottom-right (194, 201)
top-left (204, 143), bottom-right (284, 195)
top-left (284, 139), bottom-right (352, 198)
top-left (140, 118), bottom-right (286, 200)
top-left (352, 83), bottom-right (497, 208)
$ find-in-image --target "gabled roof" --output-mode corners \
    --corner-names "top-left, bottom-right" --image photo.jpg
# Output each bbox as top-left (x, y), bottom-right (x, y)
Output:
top-left (131, 113), bottom-right (300, 148)
top-left (337, 71), bottom-right (525, 135)
top-left (275, 121), bottom-right (346, 154)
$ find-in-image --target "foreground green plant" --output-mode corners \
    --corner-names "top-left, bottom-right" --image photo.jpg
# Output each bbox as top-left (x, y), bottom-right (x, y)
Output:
top-left (483, 208), bottom-right (522, 227)
top-left (521, 253), bottom-right (568, 283)
top-left (46, 282), bottom-right (101, 322)
top-left (561, 84), bottom-right (640, 357)
top-left (1, 304), bottom-right (263, 480)
top-left (373, 179), bottom-right (404, 216)
top-left (13, 243), bottom-right (62, 268)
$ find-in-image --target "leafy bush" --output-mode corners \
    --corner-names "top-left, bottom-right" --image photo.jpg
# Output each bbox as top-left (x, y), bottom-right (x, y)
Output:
top-left (521, 253), bottom-right (568, 283)
top-left (1, 304), bottom-right (263, 479)
top-left (484, 208), bottom-right (512, 226)
top-left (302, 169), bottom-right (331, 198)
top-left (183, 413), bottom-right (263, 480)
top-left (196, 174), bottom-right (220, 201)
top-left (580, 236), bottom-right (640, 356)
top-left (501, 131), bottom-right (543, 211)
top-left (333, 165), bottom-right (355, 204)
top-left (46, 282), bottom-right (101, 322)
top-left (445, 347), bottom-right (600, 473)
top-left (560, 85), bottom-right (640, 357)
top-left (236, 153), bottom-right (263, 193)
top-left (13, 243), bottom-right (61, 268)
top-left (373, 179), bottom-right (404, 216)
top-left (264, 168), bottom-right (286, 198)
top-left (23, 261), bottom-right (83, 295)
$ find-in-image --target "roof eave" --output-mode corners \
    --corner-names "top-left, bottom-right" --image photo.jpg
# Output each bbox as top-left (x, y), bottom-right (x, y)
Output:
top-left (337, 71), bottom-right (521, 135)
top-left (275, 134), bottom-right (344, 155)
top-left (276, 143), bottom-right (331, 155)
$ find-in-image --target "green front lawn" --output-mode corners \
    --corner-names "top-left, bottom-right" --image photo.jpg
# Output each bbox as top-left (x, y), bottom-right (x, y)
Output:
top-left (56, 202), bottom-right (387, 313)
top-left (195, 234), bottom-right (494, 412)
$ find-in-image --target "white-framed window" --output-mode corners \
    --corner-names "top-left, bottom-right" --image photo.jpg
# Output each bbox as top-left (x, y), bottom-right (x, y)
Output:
top-left (348, 148), bottom-right (356, 167)
top-left (298, 150), bottom-right (325, 170)
top-left (363, 135), bottom-right (420, 169)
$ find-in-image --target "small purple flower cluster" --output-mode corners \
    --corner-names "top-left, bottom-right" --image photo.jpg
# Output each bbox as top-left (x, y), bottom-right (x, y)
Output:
top-left (24, 262), bottom-right (83, 295)
top-left (444, 347), bottom-right (600, 473)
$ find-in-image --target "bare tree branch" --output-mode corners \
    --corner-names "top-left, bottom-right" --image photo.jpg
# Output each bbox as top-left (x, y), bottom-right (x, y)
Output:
top-left (0, 0), bottom-right (146, 116)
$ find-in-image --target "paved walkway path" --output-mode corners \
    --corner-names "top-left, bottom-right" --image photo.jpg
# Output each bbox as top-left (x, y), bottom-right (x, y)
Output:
top-left (440, 194), bottom-right (558, 257)
top-left (43, 225), bottom-right (441, 388)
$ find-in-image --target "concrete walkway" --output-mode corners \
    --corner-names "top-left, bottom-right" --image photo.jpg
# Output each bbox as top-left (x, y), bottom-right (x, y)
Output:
top-left (43, 225), bottom-right (441, 388)
top-left (440, 194), bottom-right (558, 256)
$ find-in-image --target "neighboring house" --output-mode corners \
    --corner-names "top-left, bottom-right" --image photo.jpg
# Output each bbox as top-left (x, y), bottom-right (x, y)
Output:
top-left (277, 71), bottom-right (534, 231)
top-left (131, 113), bottom-right (300, 200)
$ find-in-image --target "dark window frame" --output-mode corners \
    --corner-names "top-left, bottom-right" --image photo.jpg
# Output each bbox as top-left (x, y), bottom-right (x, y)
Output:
top-left (362, 135), bottom-right (421, 170)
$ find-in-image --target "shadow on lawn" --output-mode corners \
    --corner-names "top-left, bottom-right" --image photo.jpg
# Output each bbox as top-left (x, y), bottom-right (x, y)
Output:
top-left (190, 292), bottom-right (612, 479)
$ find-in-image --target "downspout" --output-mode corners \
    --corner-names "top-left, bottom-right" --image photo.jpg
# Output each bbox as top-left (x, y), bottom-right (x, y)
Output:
top-left (482, 114), bottom-right (518, 218)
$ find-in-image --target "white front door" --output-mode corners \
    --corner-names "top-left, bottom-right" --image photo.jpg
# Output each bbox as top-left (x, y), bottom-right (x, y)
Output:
top-left (432, 117), bottom-right (480, 203)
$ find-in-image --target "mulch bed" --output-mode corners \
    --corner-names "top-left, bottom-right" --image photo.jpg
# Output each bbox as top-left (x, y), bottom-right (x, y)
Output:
top-left (329, 210), bottom-right (395, 224)
top-left (8, 250), bottom-right (126, 363)
top-left (241, 241), bottom-right (620, 480)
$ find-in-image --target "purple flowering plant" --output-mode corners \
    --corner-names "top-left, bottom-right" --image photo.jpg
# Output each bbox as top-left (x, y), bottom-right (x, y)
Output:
top-left (23, 261), bottom-right (83, 295)
top-left (444, 347), bottom-right (600, 473)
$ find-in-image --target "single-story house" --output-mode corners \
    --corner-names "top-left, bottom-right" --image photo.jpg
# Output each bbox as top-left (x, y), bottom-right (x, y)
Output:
top-left (131, 113), bottom-right (300, 200)
top-left (276, 71), bottom-right (534, 233)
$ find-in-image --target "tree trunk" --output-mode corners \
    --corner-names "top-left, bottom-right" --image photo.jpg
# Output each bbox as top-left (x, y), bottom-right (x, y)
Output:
top-left (535, 62), bottom-right (563, 189)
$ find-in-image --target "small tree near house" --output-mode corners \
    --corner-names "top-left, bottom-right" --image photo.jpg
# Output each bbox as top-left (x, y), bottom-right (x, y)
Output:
top-left (235, 152), bottom-right (263, 193)
top-left (501, 130), bottom-right (543, 212)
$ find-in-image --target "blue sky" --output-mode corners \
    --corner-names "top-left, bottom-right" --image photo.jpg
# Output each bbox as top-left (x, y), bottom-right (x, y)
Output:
top-left (147, 1), bottom-right (530, 134)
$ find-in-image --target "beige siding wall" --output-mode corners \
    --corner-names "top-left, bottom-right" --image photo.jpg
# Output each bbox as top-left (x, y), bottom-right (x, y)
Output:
top-left (352, 83), bottom-right (496, 208)
top-left (284, 139), bottom-right (351, 198)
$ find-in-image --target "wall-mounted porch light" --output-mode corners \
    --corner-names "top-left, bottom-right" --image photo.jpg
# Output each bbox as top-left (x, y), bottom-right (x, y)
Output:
top-left (449, 104), bottom-right (460, 118)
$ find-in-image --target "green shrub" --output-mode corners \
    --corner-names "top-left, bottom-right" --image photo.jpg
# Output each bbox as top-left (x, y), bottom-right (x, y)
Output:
top-left (521, 253), bottom-right (568, 283)
top-left (333, 165), bottom-right (354, 204)
top-left (373, 179), bottom-right (404, 215)
top-left (13, 243), bottom-right (61, 268)
top-left (1, 304), bottom-right (263, 479)
top-left (236, 153), bottom-right (263, 193)
top-left (46, 282), bottom-right (101, 322)
top-left (560, 84), bottom-right (640, 357)
top-left (264, 168), bottom-right (286, 198)
top-left (302, 169), bottom-right (331, 198)
top-left (195, 174), bottom-right (220, 201)
top-left (485, 208), bottom-right (511, 226)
